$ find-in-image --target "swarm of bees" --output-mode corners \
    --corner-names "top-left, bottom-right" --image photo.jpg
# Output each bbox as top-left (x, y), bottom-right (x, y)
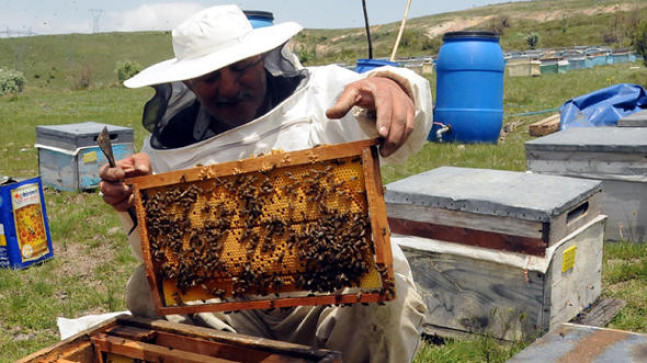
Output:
top-left (135, 143), bottom-right (395, 312)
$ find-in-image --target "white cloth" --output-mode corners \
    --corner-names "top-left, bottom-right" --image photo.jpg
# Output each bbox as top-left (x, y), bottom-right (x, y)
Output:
top-left (123, 63), bottom-right (432, 363)
top-left (57, 311), bottom-right (130, 340)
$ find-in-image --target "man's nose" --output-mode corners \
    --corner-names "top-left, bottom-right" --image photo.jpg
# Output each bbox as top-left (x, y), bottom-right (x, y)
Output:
top-left (217, 69), bottom-right (242, 99)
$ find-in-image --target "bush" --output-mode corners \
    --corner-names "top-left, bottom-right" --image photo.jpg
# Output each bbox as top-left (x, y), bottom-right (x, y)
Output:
top-left (115, 60), bottom-right (142, 83)
top-left (525, 32), bottom-right (540, 50)
top-left (0, 68), bottom-right (25, 95)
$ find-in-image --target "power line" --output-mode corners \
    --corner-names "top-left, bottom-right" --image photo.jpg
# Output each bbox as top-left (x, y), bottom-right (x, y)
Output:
top-left (0, 27), bottom-right (37, 38)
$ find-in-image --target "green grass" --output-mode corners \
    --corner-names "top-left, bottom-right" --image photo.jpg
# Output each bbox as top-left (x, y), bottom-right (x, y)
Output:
top-left (1, 3), bottom-right (647, 360)
top-left (1, 61), bottom-right (645, 363)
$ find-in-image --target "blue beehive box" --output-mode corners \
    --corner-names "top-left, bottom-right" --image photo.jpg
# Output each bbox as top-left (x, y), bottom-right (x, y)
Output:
top-left (0, 176), bottom-right (54, 269)
top-left (35, 122), bottom-right (134, 191)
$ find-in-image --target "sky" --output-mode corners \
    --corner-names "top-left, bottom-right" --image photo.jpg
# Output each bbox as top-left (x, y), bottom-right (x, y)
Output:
top-left (0, 0), bottom-right (525, 37)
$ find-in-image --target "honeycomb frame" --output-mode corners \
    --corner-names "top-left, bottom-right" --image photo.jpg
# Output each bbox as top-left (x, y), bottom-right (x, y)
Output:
top-left (129, 139), bottom-right (395, 315)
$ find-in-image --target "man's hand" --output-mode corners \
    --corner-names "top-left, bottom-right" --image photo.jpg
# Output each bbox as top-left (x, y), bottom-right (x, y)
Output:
top-left (326, 76), bottom-right (415, 157)
top-left (99, 153), bottom-right (151, 212)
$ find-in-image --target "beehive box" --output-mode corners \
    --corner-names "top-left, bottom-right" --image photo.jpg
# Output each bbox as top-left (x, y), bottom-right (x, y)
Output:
top-left (526, 127), bottom-right (647, 242)
top-left (129, 139), bottom-right (395, 315)
top-left (17, 314), bottom-right (341, 363)
top-left (36, 121), bottom-right (134, 191)
top-left (618, 109), bottom-right (647, 127)
top-left (384, 167), bottom-right (605, 341)
top-left (0, 176), bottom-right (54, 269)
top-left (507, 58), bottom-right (541, 77)
top-left (508, 323), bottom-right (647, 362)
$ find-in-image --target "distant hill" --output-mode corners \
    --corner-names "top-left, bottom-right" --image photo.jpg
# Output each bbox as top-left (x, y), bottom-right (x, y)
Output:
top-left (1, 0), bottom-right (645, 90)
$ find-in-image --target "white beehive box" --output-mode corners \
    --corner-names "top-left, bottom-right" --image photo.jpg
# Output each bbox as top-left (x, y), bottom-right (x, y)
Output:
top-left (526, 127), bottom-right (647, 242)
top-left (385, 167), bottom-right (605, 341)
top-left (35, 122), bottom-right (134, 191)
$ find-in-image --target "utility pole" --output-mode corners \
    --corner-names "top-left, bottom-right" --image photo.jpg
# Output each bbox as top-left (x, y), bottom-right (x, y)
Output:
top-left (89, 9), bottom-right (104, 33)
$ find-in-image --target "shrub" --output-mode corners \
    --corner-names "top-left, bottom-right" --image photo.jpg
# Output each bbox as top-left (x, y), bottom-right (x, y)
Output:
top-left (0, 68), bottom-right (25, 95)
top-left (115, 60), bottom-right (142, 83)
top-left (525, 32), bottom-right (540, 50)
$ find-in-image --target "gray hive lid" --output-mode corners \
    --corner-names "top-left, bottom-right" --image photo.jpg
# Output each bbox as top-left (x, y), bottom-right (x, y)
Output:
top-left (618, 109), bottom-right (647, 127)
top-left (36, 121), bottom-right (134, 150)
top-left (525, 127), bottom-right (647, 154)
top-left (384, 166), bottom-right (601, 222)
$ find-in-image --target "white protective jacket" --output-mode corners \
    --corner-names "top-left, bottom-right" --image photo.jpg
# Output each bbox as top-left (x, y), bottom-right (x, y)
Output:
top-left (122, 63), bottom-right (432, 363)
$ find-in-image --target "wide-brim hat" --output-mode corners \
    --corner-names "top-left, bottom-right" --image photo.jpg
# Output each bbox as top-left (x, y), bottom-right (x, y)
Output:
top-left (124, 5), bottom-right (302, 88)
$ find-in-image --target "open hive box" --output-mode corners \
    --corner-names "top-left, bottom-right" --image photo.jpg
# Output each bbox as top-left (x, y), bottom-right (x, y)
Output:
top-left (18, 315), bottom-right (341, 362)
top-left (129, 139), bottom-right (395, 315)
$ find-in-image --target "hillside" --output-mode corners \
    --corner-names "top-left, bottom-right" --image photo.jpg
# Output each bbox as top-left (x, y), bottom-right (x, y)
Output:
top-left (0, 0), bottom-right (645, 90)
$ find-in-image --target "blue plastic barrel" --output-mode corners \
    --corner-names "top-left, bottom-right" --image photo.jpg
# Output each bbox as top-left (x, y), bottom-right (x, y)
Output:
top-left (430, 31), bottom-right (505, 143)
top-left (355, 58), bottom-right (399, 73)
top-left (243, 10), bottom-right (274, 28)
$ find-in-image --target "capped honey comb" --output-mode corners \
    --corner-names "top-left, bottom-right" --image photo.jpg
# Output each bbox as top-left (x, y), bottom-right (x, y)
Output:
top-left (130, 139), bottom-right (395, 315)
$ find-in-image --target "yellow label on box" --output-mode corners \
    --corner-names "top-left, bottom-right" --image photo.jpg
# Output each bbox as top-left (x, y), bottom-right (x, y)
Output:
top-left (83, 151), bottom-right (98, 164)
top-left (562, 245), bottom-right (577, 272)
top-left (0, 224), bottom-right (5, 246)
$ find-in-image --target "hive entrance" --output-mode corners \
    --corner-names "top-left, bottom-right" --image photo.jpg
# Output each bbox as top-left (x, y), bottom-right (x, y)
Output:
top-left (131, 140), bottom-right (395, 314)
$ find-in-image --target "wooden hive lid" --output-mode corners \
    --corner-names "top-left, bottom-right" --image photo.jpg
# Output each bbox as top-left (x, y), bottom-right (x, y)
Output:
top-left (525, 127), bottom-right (647, 154)
top-left (385, 166), bottom-right (601, 223)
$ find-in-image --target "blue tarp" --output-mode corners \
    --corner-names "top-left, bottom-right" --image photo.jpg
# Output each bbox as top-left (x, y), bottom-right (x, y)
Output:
top-left (560, 83), bottom-right (647, 129)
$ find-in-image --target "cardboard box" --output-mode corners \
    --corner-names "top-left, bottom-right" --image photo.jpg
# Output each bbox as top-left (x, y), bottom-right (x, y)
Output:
top-left (0, 176), bottom-right (54, 269)
top-left (385, 167), bottom-right (605, 340)
top-left (526, 127), bottom-right (647, 242)
top-left (36, 121), bottom-right (134, 191)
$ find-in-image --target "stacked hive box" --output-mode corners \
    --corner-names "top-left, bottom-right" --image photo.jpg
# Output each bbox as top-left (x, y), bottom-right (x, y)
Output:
top-left (526, 127), bottom-right (647, 242)
top-left (17, 315), bottom-right (341, 363)
top-left (384, 166), bottom-right (605, 340)
top-left (36, 121), bottom-right (134, 191)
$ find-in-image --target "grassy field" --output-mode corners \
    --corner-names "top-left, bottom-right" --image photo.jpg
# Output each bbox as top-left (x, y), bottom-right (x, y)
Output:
top-left (1, 0), bottom-right (647, 359)
top-left (0, 61), bottom-right (645, 362)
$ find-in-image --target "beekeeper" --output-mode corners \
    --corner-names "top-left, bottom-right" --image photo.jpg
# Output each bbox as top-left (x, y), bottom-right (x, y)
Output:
top-left (100, 4), bottom-right (432, 362)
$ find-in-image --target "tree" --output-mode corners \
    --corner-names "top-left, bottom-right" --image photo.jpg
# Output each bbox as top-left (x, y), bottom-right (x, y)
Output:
top-left (635, 20), bottom-right (647, 67)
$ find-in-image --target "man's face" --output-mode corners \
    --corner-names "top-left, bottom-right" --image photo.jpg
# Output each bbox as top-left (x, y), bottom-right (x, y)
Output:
top-left (186, 55), bottom-right (267, 127)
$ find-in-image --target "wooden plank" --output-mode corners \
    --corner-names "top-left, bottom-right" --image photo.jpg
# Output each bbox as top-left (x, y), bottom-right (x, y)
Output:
top-left (570, 298), bottom-right (626, 327)
top-left (389, 216), bottom-right (547, 256)
top-left (528, 113), bottom-right (560, 137)
top-left (91, 333), bottom-right (238, 363)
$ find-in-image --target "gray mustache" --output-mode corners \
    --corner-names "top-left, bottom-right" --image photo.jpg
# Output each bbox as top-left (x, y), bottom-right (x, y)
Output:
top-left (215, 91), bottom-right (252, 104)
